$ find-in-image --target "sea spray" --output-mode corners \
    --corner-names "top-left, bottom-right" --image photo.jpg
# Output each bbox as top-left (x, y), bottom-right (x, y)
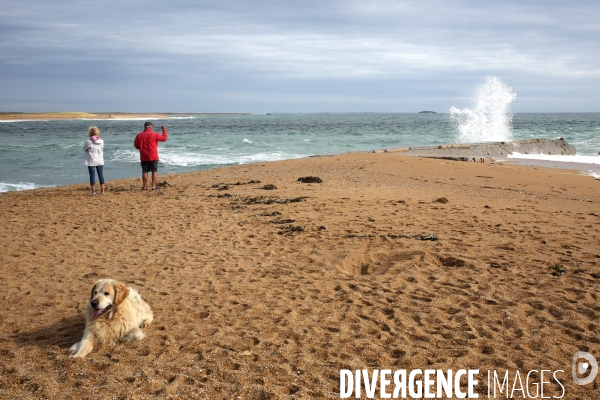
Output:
top-left (450, 76), bottom-right (517, 143)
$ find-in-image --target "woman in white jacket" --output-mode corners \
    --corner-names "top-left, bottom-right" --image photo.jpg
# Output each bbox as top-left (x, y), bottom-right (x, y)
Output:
top-left (83, 126), bottom-right (105, 195)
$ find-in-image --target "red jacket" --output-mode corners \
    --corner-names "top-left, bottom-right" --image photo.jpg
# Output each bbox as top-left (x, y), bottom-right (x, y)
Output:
top-left (134, 127), bottom-right (168, 162)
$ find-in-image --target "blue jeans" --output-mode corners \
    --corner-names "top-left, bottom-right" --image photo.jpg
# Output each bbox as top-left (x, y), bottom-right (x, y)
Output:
top-left (88, 165), bottom-right (105, 186)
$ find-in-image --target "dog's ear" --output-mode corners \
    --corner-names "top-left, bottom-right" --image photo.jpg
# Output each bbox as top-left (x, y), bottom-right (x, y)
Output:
top-left (114, 282), bottom-right (130, 305)
top-left (90, 282), bottom-right (97, 301)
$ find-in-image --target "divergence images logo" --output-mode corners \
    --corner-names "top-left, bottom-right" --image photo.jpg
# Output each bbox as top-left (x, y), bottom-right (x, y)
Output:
top-left (572, 351), bottom-right (598, 386)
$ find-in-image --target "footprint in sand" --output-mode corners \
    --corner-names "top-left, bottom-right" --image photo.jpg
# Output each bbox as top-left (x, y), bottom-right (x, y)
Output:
top-left (338, 247), bottom-right (481, 276)
top-left (338, 250), bottom-right (428, 276)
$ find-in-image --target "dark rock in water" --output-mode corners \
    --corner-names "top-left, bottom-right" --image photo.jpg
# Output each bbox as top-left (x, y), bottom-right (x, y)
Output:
top-left (262, 184), bottom-right (277, 190)
top-left (298, 176), bottom-right (322, 183)
top-left (418, 111), bottom-right (436, 114)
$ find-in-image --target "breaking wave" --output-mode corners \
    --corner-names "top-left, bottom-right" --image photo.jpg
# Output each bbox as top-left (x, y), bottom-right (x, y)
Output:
top-left (450, 76), bottom-right (517, 143)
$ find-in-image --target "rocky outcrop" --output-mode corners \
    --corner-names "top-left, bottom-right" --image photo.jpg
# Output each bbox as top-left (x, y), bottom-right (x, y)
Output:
top-left (375, 138), bottom-right (576, 162)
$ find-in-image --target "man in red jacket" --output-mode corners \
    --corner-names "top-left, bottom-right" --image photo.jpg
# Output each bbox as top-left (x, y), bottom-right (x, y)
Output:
top-left (134, 121), bottom-right (168, 190)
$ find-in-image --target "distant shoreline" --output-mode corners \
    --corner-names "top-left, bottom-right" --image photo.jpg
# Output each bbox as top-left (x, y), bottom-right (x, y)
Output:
top-left (0, 112), bottom-right (251, 121)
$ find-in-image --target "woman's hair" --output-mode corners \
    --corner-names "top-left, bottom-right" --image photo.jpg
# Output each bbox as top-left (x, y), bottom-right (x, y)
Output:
top-left (88, 126), bottom-right (100, 137)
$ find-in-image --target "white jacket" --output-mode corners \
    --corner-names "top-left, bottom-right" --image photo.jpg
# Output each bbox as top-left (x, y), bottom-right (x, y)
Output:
top-left (84, 138), bottom-right (104, 166)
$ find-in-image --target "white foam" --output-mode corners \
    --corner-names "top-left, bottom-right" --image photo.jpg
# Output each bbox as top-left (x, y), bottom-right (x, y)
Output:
top-left (111, 148), bottom-right (306, 167)
top-left (450, 76), bottom-right (516, 143)
top-left (243, 138), bottom-right (253, 144)
top-left (79, 117), bottom-right (165, 121)
top-left (159, 151), bottom-right (305, 167)
top-left (585, 171), bottom-right (600, 180)
top-left (0, 181), bottom-right (48, 192)
top-left (507, 153), bottom-right (600, 164)
top-left (111, 150), bottom-right (142, 163)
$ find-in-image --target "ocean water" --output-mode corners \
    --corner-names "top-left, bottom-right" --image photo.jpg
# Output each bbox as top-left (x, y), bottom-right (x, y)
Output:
top-left (0, 113), bottom-right (599, 192)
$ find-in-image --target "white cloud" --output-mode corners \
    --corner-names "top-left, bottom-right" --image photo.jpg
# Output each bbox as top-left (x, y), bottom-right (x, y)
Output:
top-left (1, 0), bottom-right (599, 111)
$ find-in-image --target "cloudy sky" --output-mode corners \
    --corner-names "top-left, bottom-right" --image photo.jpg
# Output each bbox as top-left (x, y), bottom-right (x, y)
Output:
top-left (1, 0), bottom-right (599, 113)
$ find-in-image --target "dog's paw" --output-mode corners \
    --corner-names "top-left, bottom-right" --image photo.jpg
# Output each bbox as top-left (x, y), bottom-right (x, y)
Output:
top-left (140, 313), bottom-right (153, 328)
top-left (68, 343), bottom-right (79, 356)
top-left (68, 339), bottom-right (93, 358)
top-left (123, 328), bottom-right (146, 342)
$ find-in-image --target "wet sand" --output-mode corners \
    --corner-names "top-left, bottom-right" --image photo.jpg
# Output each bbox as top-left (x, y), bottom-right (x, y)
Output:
top-left (496, 156), bottom-right (600, 177)
top-left (1, 153), bottom-right (599, 399)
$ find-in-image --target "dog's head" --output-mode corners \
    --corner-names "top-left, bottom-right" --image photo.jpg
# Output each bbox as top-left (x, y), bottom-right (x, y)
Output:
top-left (89, 279), bottom-right (130, 319)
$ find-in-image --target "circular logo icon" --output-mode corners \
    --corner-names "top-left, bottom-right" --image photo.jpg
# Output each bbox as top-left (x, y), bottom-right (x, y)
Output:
top-left (572, 351), bottom-right (598, 386)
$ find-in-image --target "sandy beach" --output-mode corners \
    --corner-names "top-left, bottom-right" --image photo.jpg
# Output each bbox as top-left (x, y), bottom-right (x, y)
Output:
top-left (1, 153), bottom-right (599, 399)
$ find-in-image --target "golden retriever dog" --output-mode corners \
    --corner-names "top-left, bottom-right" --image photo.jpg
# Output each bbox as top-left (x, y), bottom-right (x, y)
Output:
top-left (69, 279), bottom-right (153, 358)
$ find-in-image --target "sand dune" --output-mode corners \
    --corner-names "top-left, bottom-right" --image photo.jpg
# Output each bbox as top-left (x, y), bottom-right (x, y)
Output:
top-left (1, 153), bottom-right (599, 398)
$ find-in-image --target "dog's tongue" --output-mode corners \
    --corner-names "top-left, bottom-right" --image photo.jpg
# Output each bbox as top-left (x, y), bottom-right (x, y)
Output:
top-left (92, 309), bottom-right (104, 318)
